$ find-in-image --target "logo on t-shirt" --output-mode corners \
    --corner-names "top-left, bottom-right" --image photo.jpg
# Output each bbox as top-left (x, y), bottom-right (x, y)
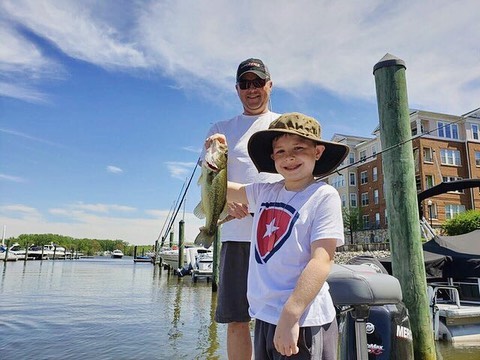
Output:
top-left (255, 201), bottom-right (298, 264)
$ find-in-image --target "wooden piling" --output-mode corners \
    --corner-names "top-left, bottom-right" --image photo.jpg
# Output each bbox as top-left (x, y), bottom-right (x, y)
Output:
top-left (178, 220), bottom-right (185, 270)
top-left (212, 229), bottom-right (220, 292)
top-left (3, 239), bottom-right (9, 262)
top-left (373, 53), bottom-right (436, 359)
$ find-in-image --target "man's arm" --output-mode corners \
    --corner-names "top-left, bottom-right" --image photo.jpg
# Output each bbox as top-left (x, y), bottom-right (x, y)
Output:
top-left (273, 238), bottom-right (337, 357)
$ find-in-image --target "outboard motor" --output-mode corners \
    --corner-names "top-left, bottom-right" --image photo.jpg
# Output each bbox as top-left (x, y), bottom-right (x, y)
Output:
top-left (328, 261), bottom-right (414, 360)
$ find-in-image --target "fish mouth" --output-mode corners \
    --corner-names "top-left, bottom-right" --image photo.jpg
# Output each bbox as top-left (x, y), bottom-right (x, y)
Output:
top-left (205, 161), bottom-right (219, 171)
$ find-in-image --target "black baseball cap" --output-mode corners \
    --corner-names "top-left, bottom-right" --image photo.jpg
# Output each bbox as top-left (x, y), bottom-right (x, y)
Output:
top-left (236, 58), bottom-right (271, 82)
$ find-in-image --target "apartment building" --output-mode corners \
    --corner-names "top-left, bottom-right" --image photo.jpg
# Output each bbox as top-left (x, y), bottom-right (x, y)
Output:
top-left (326, 107), bottom-right (480, 238)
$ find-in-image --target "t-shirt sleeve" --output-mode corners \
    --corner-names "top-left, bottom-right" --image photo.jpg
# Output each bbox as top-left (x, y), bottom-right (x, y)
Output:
top-left (245, 182), bottom-right (262, 210)
top-left (310, 187), bottom-right (345, 247)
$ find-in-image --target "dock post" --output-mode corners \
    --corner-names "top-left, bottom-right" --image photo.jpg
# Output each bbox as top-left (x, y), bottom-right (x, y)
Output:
top-left (3, 239), bottom-right (9, 262)
top-left (169, 232), bottom-right (174, 249)
top-left (373, 53), bottom-right (436, 359)
top-left (53, 245), bottom-right (57, 261)
top-left (134, 246), bottom-right (137, 259)
top-left (212, 229), bottom-right (220, 292)
top-left (24, 239), bottom-right (29, 262)
top-left (178, 220), bottom-right (185, 270)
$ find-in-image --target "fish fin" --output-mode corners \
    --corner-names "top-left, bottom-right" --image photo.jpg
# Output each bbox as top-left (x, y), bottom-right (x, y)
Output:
top-left (217, 214), bottom-right (235, 226)
top-left (193, 202), bottom-right (206, 219)
top-left (194, 229), bottom-right (214, 248)
top-left (218, 204), bottom-right (229, 222)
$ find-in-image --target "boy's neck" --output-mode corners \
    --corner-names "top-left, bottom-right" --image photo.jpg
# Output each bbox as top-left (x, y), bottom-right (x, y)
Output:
top-left (284, 176), bottom-right (316, 192)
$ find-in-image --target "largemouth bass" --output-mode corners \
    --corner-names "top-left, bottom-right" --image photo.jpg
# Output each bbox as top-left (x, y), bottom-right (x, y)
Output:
top-left (194, 138), bottom-right (229, 248)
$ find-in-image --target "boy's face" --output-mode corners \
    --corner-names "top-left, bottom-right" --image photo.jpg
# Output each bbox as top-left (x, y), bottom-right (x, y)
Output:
top-left (271, 134), bottom-right (325, 181)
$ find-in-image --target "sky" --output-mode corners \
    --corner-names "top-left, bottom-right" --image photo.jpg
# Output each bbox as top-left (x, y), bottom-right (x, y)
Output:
top-left (1, 0), bottom-right (479, 246)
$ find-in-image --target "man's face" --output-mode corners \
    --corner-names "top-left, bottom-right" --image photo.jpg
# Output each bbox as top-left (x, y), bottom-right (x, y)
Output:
top-left (236, 72), bottom-right (272, 116)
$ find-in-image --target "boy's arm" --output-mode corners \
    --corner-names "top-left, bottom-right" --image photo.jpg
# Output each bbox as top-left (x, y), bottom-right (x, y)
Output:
top-left (273, 238), bottom-right (337, 357)
top-left (227, 181), bottom-right (248, 205)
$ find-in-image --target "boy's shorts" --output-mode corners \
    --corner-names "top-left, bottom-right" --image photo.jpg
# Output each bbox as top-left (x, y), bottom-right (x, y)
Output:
top-left (214, 241), bottom-right (251, 323)
top-left (254, 319), bottom-right (338, 360)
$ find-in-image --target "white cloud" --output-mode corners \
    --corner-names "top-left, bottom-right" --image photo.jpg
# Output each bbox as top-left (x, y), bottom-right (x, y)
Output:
top-left (1, 0), bottom-right (478, 112)
top-left (106, 165), bottom-right (123, 174)
top-left (0, 202), bottom-right (204, 245)
top-left (0, 173), bottom-right (26, 183)
top-left (165, 161), bottom-right (198, 180)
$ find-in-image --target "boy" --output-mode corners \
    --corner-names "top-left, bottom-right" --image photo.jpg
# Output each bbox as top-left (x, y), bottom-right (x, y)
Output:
top-left (209, 112), bottom-right (349, 359)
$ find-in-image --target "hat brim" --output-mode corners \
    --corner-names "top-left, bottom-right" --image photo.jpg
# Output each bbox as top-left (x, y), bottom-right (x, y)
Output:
top-left (237, 70), bottom-right (269, 81)
top-left (248, 129), bottom-right (349, 177)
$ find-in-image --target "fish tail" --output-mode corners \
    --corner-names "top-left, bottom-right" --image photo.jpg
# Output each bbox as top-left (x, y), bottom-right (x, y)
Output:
top-left (194, 229), bottom-right (215, 248)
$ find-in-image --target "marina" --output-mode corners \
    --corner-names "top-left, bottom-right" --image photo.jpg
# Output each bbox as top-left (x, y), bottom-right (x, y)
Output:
top-left (1, 257), bottom-right (479, 359)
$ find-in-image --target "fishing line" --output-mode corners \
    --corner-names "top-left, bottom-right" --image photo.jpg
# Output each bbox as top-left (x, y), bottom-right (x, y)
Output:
top-left (162, 157), bottom-right (201, 245)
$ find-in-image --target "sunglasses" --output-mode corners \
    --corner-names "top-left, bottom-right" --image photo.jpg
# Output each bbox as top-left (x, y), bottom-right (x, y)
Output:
top-left (237, 78), bottom-right (267, 90)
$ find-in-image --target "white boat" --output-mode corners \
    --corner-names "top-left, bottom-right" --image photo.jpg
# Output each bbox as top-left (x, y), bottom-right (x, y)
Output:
top-left (159, 248), bottom-right (183, 269)
top-left (191, 248), bottom-right (213, 282)
top-left (8, 243), bottom-right (27, 260)
top-left (0, 245), bottom-right (18, 261)
top-left (111, 249), bottom-right (124, 258)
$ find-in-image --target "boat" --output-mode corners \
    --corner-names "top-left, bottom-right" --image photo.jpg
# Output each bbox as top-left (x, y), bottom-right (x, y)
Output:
top-left (43, 243), bottom-right (68, 259)
top-left (0, 245), bottom-right (18, 261)
top-left (159, 247), bottom-right (183, 269)
top-left (133, 255), bottom-right (154, 263)
top-left (378, 181), bottom-right (480, 344)
top-left (8, 243), bottom-right (28, 260)
top-left (191, 248), bottom-right (213, 282)
top-left (111, 249), bottom-right (124, 258)
top-left (159, 246), bottom-right (213, 279)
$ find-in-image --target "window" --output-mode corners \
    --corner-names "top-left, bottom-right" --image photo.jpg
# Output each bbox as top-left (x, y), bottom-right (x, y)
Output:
top-left (375, 213), bottom-right (380, 228)
top-left (385, 209), bottom-right (388, 226)
top-left (341, 195), bottom-right (346, 208)
top-left (361, 192), bottom-right (369, 206)
top-left (372, 145), bottom-right (377, 158)
top-left (350, 193), bottom-right (357, 207)
top-left (415, 175), bottom-right (422, 192)
top-left (473, 124), bottom-right (479, 140)
top-left (438, 122), bottom-right (459, 139)
top-left (475, 151), bottom-right (480, 166)
top-left (360, 150), bottom-right (367, 162)
top-left (360, 171), bottom-right (368, 185)
top-left (349, 172), bottom-right (356, 186)
top-left (445, 204), bottom-right (466, 219)
top-left (362, 215), bottom-right (370, 230)
top-left (332, 175), bottom-right (344, 188)
top-left (372, 167), bottom-right (378, 182)
top-left (349, 152), bottom-right (355, 165)
top-left (440, 149), bottom-right (461, 166)
top-left (425, 175), bottom-right (435, 189)
top-left (423, 148), bottom-right (433, 162)
top-left (374, 189), bottom-right (379, 205)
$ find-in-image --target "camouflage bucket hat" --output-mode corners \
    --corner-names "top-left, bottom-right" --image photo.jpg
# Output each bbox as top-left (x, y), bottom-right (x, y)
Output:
top-left (247, 112), bottom-right (349, 177)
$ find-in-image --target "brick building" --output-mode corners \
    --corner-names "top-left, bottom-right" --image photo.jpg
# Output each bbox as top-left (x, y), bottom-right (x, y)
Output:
top-left (326, 107), bottom-right (480, 242)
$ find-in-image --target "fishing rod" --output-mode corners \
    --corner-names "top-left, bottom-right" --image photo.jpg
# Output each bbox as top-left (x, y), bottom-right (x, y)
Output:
top-left (162, 159), bottom-right (200, 244)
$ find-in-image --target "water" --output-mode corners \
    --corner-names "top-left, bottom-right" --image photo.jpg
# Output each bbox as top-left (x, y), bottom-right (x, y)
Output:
top-left (1, 258), bottom-right (479, 360)
top-left (1, 258), bottom-right (226, 359)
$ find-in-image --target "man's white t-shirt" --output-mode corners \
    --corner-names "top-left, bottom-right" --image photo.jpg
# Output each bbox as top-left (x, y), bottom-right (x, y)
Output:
top-left (205, 112), bottom-right (282, 242)
top-left (245, 180), bottom-right (345, 326)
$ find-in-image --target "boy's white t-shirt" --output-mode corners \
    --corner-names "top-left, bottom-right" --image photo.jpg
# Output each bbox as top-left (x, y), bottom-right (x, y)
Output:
top-left (245, 180), bottom-right (345, 326)
top-left (205, 112), bottom-right (282, 242)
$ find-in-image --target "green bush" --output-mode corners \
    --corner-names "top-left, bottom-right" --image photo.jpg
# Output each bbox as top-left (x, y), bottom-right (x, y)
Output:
top-left (442, 210), bottom-right (480, 235)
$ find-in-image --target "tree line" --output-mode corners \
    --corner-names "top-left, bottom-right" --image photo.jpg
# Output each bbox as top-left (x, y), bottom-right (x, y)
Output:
top-left (5, 233), bottom-right (154, 257)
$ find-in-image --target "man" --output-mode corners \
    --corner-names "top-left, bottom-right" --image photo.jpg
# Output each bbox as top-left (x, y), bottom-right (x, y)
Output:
top-left (203, 58), bottom-right (281, 359)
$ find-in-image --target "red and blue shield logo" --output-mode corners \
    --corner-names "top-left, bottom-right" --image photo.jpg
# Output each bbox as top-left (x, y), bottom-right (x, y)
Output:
top-left (255, 201), bottom-right (298, 264)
